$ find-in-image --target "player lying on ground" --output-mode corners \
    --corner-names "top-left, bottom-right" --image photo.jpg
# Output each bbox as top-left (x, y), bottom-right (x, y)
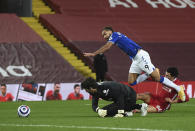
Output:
top-left (81, 77), bottom-right (148, 117)
top-left (136, 67), bottom-right (189, 113)
top-left (84, 26), bottom-right (185, 101)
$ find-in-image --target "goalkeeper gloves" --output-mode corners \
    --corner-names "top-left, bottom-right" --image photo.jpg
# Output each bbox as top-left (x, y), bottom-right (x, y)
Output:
top-left (97, 109), bottom-right (107, 117)
top-left (114, 110), bottom-right (125, 118)
top-left (95, 107), bottom-right (100, 112)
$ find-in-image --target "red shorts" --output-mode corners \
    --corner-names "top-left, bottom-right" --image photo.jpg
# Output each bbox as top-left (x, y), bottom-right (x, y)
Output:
top-left (148, 94), bottom-right (168, 112)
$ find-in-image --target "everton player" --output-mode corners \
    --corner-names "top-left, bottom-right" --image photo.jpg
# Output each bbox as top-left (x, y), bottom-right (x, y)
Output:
top-left (136, 67), bottom-right (189, 113)
top-left (81, 77), bottom-right (148, 117)
top-left (84, 26), bottom-right (185, 101)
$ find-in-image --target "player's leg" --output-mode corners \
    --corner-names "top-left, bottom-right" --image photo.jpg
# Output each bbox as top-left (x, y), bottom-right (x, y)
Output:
top-left (149, 70), bottom-right (185, 101)
top-left (134, 105), bottom-right (158, 113)
top-left (129, 50), bottom-right (154, 86)
top-left (147, 105), bottom-right (158, 113)
top-left (95, 72), bottom-right (101, 82)
top-left (150, 70), bottom-right (180, 91)
top-left (125, 95), bottom-right (148, 116)
top-left (138, 50), bottom-right (185, 101)
top-left (149, 67), bottom-right (180, 90)
top-left (102, 103), bottom-right (118, 117)
top-left (100, 72), bottom-right (105, 82)
top-left (135, 93), bottom-right (159, 113)
top-left (135, 68), bottom-right (160, 85)
top-left (128, 73), bottom-right (139, 85)
top-left (128, 60), bottom-right (142, 85)
top-left (136, 73), bottom-right (150, 84)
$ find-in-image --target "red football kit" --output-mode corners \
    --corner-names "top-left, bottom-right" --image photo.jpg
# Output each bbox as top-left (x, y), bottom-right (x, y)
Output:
top-left (148, 78), bottom-right (189, 112)
top-left (67, 93), bottom-right (84, 100)
top-left (0, 93), bottom-right (14, 102)
top-left (46, 90), bottom-right (62, 100)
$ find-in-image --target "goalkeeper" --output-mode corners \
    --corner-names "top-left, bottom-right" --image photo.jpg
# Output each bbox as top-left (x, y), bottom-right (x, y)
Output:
top-left (81, 77), bottom-right (148, 117)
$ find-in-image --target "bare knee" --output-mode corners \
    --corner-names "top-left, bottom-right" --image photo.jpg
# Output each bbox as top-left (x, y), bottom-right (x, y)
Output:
top-left (153, 76), bottom-right (161, 82)
top-left (128, 79), bottom-right (135, 84)
top-left (128, 73), bottom-right (138, 84)
top-left (150, 69), bottom-right (161, 82)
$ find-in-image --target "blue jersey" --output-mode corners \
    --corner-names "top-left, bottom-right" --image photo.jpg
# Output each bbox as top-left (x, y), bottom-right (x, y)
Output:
top-left (108, 32), bottom-right (142, 59)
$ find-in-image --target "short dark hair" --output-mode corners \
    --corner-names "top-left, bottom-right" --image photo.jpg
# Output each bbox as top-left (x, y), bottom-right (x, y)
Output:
top-left (1, 84), bottom-right (6, 87)
top-left (103, 26), bottom-right (114, 32)
top-left (74, 84), bottom-right (80, 89)
top-left (166, 67), bottom-right (179, 78)
top-left (81, 77), bottom-right (98, 90)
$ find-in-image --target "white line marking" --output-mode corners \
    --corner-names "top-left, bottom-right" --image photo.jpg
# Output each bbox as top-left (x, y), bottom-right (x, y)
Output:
top-left (0, 124), bottom-right (183, 131)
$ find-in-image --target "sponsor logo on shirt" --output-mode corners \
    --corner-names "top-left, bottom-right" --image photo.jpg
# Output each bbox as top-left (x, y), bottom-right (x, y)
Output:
top-left (103, 89), bottom-right (109, 96)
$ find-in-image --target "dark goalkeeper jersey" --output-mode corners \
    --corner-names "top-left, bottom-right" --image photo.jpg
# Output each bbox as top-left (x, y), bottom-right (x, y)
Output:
top-left (91, 81), bottom-right (136, 112)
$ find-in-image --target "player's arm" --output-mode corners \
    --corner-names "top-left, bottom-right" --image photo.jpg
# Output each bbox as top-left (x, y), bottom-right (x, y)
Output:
top-left (116, 94), bottom-right (125, 112)
top-left (92, 95), bottom-right (99, 112)
top-left (84, 42), bottom-right (113, 57)
top-left (165, 97), bottom-right (178, 104)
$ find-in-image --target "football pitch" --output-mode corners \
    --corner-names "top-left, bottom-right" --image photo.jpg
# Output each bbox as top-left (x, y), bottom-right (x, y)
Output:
top-left (0, 99), bottom-right (195, 131)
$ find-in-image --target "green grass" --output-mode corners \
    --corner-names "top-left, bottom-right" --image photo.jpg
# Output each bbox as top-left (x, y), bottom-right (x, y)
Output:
top-left (0, 99), bottom-right (195, 131)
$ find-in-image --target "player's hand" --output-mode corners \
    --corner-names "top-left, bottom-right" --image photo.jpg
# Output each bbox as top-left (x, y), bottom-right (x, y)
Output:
top-left (114, 114), bottom-right (124, 118)
top-left (114, 110), bottom-right (125, 117)
top-left (98, 109), bottom-right (107, 117)
top-left (165, 97), bottom-right (173, 103)
top-left (83, 53), bottom-right (95, 57)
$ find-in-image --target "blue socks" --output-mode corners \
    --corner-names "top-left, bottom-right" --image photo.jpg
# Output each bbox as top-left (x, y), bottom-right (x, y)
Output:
top-left (160, 76), bottom-right (164, 83)
top-left (130, 81), bottom-right (137, 86)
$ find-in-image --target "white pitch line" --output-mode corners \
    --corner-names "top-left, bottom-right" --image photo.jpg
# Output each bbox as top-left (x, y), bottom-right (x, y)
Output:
top-left (0, 124), bottom-right (183, 131)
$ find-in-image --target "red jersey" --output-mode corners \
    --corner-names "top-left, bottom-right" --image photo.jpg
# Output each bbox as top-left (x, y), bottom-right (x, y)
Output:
top-left (67, 92), bottom-right (84, 100)
top-left (0, 93), bottom-right (14, 102)
top-left (149, 78), bottom-right (189, 112)
top-left (22, 84), bottom-right (37, 93)
top-left (46, 90), bottom-right (62, 100)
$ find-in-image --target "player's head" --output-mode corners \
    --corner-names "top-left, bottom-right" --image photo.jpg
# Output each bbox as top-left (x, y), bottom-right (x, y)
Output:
top-left (165, 67), bottom-right (179, 81)
top-left (81, 77), bottom-right (98, 94)
top-left (74, 84), bottom-right (81, 94)
top-left (54, 83), bottom-right (60, 93)
top-left (0, 84), bottom-right (7, 95)
top-left (102, 26), bottom-right (114, 40)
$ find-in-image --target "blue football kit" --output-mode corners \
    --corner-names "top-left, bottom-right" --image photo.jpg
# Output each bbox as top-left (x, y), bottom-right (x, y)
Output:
top-left (108, 32), bottom-right (142, 59)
